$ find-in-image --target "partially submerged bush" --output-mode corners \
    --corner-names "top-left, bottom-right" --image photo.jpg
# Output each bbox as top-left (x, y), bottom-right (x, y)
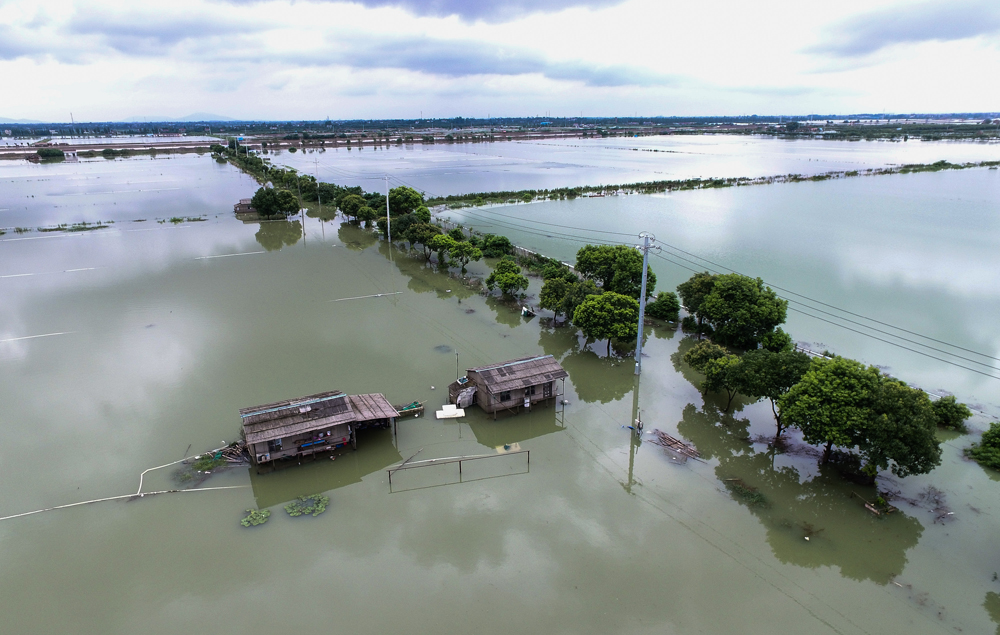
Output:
top-left (967, 422), bottom-right (1000, 471)
top-left (932, 395), bottom-right (972, 432)
top-left (646, 291), bottom-right (680, 321)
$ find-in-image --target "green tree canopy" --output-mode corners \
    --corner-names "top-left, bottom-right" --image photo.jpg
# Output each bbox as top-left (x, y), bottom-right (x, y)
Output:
top-left (388, 186), bottom-right (424, 216)
top-left (739, 348), bottom-right (812, 439)
top-left (967, 422), bottom-right (1000, 471)
top-left (702, 353), bottom-right (745, 412)
top-left (863, 378), bottom-right (941, 478)
top-left (251, 187), bottom-right (299, 218)
top-left (448, 227), bottom-right (466, 242)
top-left (646, 291), bottom-right (680, 321)
top-left (404, 222), bottom-right (441, 259)
top-left (931, 395), bottom-right (973, 431)
top-left (428, 234), bottom-right (458, 265)
top-left (572, 291), bottom-right (639, 356)
top-left (683, 340), bottom-right (730, 374)
top-left (414, 205), bottom-right (432, 223)
top-left (486, 258), bottom-right (529, 298)
top-left (562, 279), bottom-right (601, 324)
top-left (356, 205), bottom-right (377, 227)
top-left (339, 193), bottom-right (365, 222)
top-left (539, 277), bottom-right (571, 323)
top-left (699, 274), bottom-right (788, 350)
top-left (575, 244), bottom-right (655, 299)
top-left (448, 240), bottom-right (482, 272)
top-left (779, 356), bottom-right (881, 463)
top-left (480, 234), bottom-right (513, 258)
top-left (676, 271), bottom-right (716, 325)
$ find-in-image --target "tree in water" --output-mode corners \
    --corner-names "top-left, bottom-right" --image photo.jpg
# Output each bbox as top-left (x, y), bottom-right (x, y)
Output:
top-left (448, 241), bottom-right (482, 273)
top-left (779, 356), bottom-right (879, 464)
top-left (572, 291), bottom-right (639, 356)
top-left (388, 186), bottom-right (424, 216)
top-left (485, 258), bottom-right (528, 298)
top-left (575, 244), bottom-right (655, 299)
top-left (931, 395), bottom-right (972, 432)
top-left (676, 271), bottom-right (716, 333)
top-left (738, 348), bottom-right (812, 440)
top-left (646, 291), bottom-right (680, 321)
top-left (699, 273), bottom-right (787, 350)
top-left (780, 356), bottom-right (942, 480)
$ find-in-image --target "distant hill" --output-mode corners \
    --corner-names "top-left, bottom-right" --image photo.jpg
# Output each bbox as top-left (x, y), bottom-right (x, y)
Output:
top-left (0, 117), bottom-right (44, 124)
top-left (123, 113), bottom-right (236, 122)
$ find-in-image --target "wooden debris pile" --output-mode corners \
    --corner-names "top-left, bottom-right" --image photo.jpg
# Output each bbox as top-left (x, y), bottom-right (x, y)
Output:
top-left (649, 430), bottom-right (701, 461)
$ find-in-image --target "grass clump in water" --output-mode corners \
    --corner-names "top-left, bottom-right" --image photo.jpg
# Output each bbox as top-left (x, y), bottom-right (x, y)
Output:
top-left (241, 509), bottom-right (270, 527)
top-left (284, 494), bottom-right (329, 517)
top-left (725, 478), bottom-right (768, 507)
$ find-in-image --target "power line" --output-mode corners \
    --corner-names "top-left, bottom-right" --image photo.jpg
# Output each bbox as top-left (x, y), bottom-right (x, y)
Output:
top-left (453, 205), bottom-right (999, 366)
top-left (787, 307), bottom-right (1000, 381)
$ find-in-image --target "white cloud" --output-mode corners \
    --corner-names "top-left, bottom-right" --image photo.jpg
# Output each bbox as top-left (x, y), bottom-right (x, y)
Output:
top-left (0, 0), bottom-right (997, 121)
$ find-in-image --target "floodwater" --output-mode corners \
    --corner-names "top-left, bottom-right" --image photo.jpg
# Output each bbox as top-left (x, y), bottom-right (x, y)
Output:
top-left (1, 154), bottom-right (1000, 635)
top-left (275, 134), bottom-right (1000, 197)
top-left (442, 167), bottom-right (1000, 418)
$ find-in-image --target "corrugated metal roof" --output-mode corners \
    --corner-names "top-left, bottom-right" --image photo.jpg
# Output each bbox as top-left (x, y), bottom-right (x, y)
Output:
top-left (241, 390), bottom-right (397, 445)
top-left (468, 355), bottom-right (568, 393)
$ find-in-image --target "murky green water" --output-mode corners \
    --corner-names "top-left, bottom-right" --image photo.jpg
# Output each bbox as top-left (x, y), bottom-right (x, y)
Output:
top-left (443, 167), bottom-right (1000, 418)
top-left (2, 156), bottom-right (999, 634)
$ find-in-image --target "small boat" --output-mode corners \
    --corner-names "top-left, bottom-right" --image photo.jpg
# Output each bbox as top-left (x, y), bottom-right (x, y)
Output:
top-left (521, 306), bottom-right (536, 317)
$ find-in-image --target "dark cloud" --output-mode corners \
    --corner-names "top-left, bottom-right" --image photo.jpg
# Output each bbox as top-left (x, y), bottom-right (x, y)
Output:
top-left (66, 10), bottom-right (267, 56)
top-left (292, 35), bottom-right (676, 87)
top-left (349, 0), bottom-right (624, 21)
top-left (809, 0), bottom-right (1000, 57)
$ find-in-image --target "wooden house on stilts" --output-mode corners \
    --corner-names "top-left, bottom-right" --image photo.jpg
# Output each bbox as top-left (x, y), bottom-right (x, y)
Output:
top-left (448, 355), bottom-right (568, 418)
top-left (241, 391), bottom-right (398, 468)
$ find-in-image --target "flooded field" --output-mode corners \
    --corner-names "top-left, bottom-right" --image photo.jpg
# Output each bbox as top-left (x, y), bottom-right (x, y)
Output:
top-left (443, 167), bottom-right (1000, 417)
top-left (275, 134), bottom-right (1000, 196)
top-left (1, 154), bottom-right (999, 634)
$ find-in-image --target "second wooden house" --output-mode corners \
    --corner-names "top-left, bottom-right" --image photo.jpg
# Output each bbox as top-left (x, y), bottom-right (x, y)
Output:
top-left (448, 355), bottom-right (568, 418)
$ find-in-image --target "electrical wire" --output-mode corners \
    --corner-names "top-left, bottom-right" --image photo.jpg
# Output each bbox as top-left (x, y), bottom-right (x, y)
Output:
top-left (455, 204), bottom-right (1000, 368)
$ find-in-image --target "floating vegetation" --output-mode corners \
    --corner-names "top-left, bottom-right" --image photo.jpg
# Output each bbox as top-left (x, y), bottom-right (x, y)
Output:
top-left (241, 508), bottom-right (271, 527)
top-left (193, 454), bottom-right (228, 472)
top-left (724, 478), bottom-right (768, 507)
top-left (168, 216), bottom-right (206, 224)
top-left (284, 494), bottom-right (329, 517)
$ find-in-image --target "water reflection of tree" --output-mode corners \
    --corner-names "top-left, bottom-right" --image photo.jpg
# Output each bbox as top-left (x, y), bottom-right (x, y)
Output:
top-left (374, 240), bottom-right (477, 301)
top-left (337, 222), bottom-right (377, 251)
top-left (561, 347), bottom-right (635, 404)
top-left (484, 295), bottom-right (523, 329)
top-left (537, 326), bottom-right (578, 360)
top-left (676, 402), bottom-right (922, 584)
top-left (306, 205), bottom-right (338, 222)
top-left (985, 592), bottom-right (1000, 635)
top-left (255, 220), bottom-right (302, 251)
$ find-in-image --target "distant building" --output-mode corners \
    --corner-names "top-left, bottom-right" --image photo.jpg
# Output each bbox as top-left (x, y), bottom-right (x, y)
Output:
top-left (448, 355), bottom-right (568, 418)
top-left (234, 199), bottom-right (255, 214)
top-left (241, 391), bottom-right (398, 467)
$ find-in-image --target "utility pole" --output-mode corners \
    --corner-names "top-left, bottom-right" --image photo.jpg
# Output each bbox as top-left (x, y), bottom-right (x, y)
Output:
top-left (634, 232), bottom-right (658, 376)
top-left (384, 175), bottom-right (391, 242)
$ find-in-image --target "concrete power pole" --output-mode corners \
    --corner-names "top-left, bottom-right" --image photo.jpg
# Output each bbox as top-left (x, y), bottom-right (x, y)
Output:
top-left (634, 232), bottom-right (659, 375)
top-left (385, 175), bottom-right (391, 242)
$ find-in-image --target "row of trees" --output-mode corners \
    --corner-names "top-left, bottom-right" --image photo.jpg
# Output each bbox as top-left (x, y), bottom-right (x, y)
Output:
top-left (671, 267), bottom-right (976, 482)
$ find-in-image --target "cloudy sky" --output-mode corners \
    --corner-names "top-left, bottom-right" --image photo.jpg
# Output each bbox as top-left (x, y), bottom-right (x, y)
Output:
top-left (0, 0), bottom-right (998, 121)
